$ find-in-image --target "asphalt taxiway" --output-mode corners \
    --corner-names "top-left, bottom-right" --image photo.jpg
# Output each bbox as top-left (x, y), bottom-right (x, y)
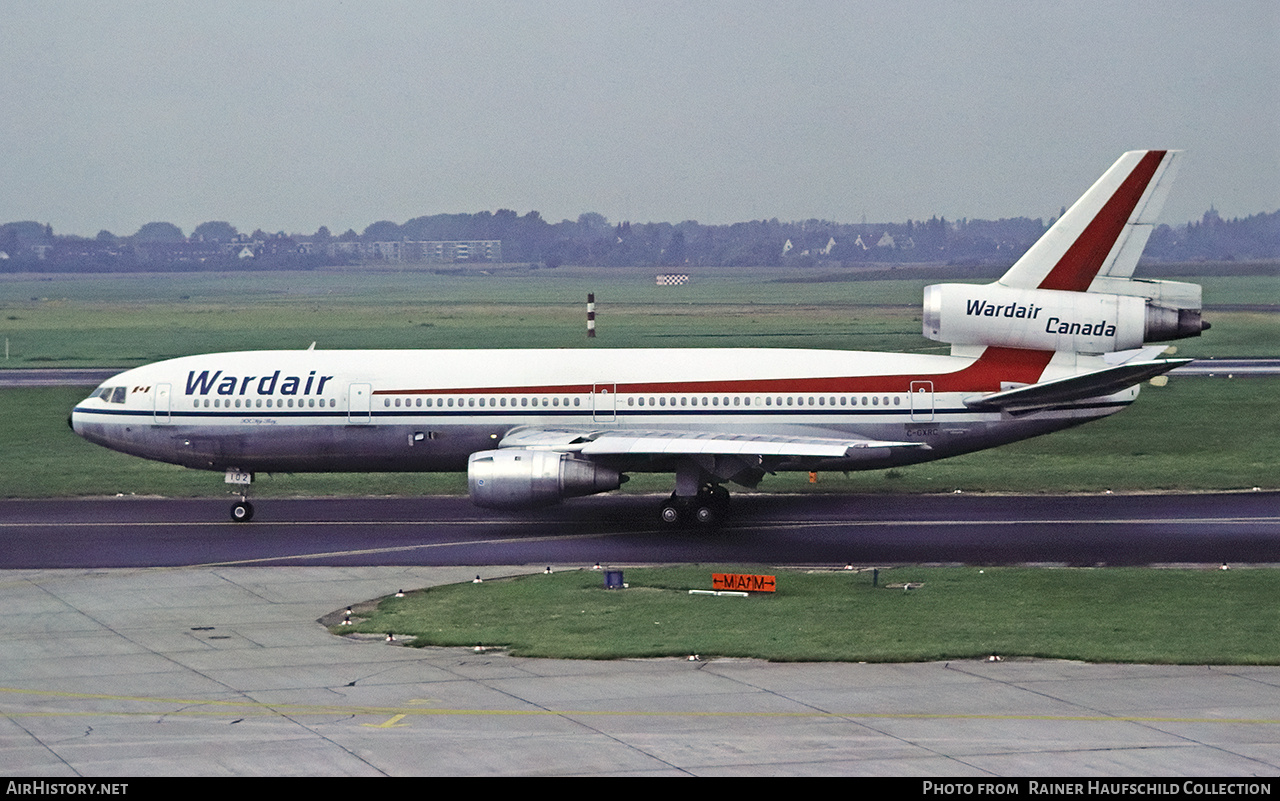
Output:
top-left (3, 492), bottom-right (1279, 568)
top-left (3, 492), bottom-right (1280, 776)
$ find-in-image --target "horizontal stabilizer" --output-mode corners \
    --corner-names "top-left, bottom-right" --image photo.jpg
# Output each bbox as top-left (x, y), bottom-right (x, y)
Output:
top-left (963, 359), bottom-right (1191, 412)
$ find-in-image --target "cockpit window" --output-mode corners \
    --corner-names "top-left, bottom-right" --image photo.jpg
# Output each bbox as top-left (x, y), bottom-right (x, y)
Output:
top-left (94, 387), bottom-right (127, 404)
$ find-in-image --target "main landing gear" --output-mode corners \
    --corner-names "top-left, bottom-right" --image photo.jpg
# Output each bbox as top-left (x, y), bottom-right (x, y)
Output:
top-left (659, 484), bottom-right (730, 528)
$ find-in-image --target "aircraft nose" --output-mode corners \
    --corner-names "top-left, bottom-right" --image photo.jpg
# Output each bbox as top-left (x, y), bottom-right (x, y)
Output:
top-left (68, 405), bottom-right (87, 437)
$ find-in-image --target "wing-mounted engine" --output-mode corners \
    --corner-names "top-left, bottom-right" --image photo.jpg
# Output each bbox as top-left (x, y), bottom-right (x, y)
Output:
top-left (922, 280), bottom-right (1208, 354)
top-left (468, 449), bottom-right (623, 510)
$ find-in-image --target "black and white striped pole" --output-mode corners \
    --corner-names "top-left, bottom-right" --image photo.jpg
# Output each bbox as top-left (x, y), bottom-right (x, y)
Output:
top-left (587, 293), bottom-right (596, 338)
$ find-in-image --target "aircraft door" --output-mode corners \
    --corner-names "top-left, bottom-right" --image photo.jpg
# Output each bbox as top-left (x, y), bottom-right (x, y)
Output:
top-left (592, 384), bottom-right (616, 422)
top-left (348, 383), bottom-right (372, 424)
top-left (910, 381), bottom-right (934, 422)
top-left (153, 383), bottom-right (172, 425)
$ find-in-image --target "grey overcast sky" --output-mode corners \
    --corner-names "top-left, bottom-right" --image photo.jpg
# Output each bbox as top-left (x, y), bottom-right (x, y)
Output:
top-left (2, 1), bottom-right (1276, 237)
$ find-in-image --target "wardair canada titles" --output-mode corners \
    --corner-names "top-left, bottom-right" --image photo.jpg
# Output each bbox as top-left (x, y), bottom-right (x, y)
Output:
top-left (965, 298), bottom-right (1119, 338)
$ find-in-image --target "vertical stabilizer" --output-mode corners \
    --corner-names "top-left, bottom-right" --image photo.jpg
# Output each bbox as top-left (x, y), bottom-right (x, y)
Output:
top-left (997, 150), bottom-right (1181, 292)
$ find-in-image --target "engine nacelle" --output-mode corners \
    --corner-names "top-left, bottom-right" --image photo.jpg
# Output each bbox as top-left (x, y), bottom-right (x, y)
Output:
top-left (922, 283), bottom-right (1207, 353)
top-left (468, 449), bottom-right (623, 510)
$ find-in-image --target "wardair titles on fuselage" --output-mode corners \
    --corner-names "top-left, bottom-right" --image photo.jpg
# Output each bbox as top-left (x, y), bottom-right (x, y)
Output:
top-left (184, 370), bottom-right (335, 397)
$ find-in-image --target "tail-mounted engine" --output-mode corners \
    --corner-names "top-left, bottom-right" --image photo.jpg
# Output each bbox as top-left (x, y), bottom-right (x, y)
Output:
top-left (922, 278), bottom-right (1208, 354)
top-left (468, 449), bottom-right (623, 509)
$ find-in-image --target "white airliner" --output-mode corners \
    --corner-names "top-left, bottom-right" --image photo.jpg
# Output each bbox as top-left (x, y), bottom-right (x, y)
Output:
top-left (71, 150), bottom-right (1207, 524)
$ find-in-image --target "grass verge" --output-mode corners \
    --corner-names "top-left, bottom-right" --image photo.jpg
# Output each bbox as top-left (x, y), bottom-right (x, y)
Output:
top-left (337, 565), bottom-right (1280, 664)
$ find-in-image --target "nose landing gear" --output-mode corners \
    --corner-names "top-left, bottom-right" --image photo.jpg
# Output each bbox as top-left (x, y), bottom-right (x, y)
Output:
top-left (231, 499), bottom-right (255, 522)
top-left (225, 469), bottom-right (255, 522)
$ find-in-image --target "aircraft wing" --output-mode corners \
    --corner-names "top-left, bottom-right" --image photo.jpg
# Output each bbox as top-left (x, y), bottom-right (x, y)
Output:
top-left (963, 358), bottom-right (1191, 413)
top-left (497, 427), bottom-right (925, 459)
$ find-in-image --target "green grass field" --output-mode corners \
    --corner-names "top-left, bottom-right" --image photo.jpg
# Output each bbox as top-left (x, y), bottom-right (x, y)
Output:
top-left (339, 565), bottom-right (1280, 664)
top-left (2, 268), bottom-right (1276, 366)
top-left (1, 267), bottom-right (1276, 498)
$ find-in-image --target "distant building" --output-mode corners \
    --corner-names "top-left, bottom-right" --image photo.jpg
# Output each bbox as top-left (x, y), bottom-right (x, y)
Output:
top-left (340, 239), bottom-right (502, 264)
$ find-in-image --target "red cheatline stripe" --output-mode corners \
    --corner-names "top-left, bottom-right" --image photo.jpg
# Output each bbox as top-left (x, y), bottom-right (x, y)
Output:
top-left (372, 346), bottom-right (1054, 397)
top-left (1037, 150), bottom-right (1166, 292)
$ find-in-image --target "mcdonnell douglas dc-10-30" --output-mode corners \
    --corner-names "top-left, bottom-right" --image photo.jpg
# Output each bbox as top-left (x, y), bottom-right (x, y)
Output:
top-left (71, 151), bottom-right (1208, 525)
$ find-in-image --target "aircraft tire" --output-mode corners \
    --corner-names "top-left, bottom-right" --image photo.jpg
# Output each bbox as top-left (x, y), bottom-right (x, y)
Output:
top-left (659, 501), bottom-right (682, 527)
top-left (231, 501), bottom-right (255, 523)
top-left (694, 504), bottom-right (718, 527)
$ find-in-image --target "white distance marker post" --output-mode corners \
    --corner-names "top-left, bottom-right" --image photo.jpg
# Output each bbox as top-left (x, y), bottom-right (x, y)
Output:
top-left (587, 293), bottom-right (596, 338)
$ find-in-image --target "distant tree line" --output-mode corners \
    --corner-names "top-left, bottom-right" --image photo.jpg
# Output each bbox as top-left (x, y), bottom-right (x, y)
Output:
top-left (1, 206), bottom-right (1277, 273)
